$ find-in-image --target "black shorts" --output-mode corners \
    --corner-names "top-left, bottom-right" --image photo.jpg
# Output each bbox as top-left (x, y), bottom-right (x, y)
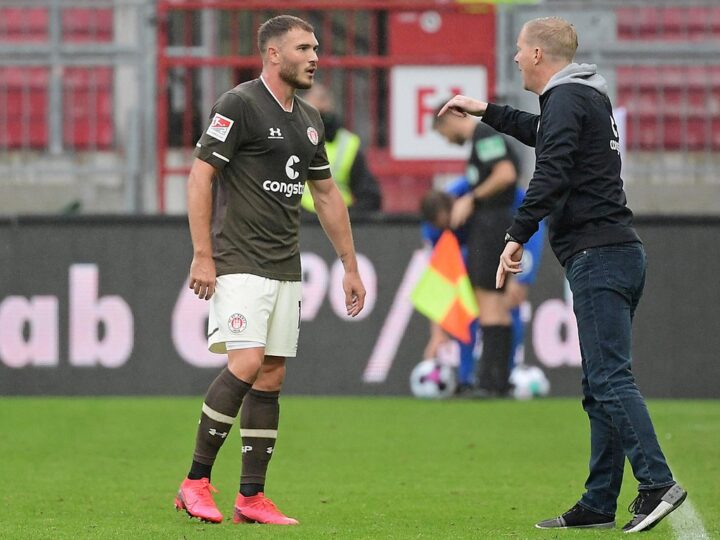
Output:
top-left (465, 207), bottom-right (513, 291)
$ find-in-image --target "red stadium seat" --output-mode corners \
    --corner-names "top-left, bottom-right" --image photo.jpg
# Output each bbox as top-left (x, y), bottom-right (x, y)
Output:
top-left (0, 67), bottom-right (49, 148)
top-left (617, 6), bottom-right (720, 41)
top-left (62, 8), bottom-right (113, 43)
top-left (0, 8), bottom-right (48, 42)
top-left (616, 65), bottom-right (720, 150)
top-left (63, 68), bottom-right (114, 148)
top-left (0, 8), bottom-right (114, 149)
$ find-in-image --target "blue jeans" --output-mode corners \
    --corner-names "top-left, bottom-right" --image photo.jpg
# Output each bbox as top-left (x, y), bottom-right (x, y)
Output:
top-left (565, 242), bottom-right (674, 517)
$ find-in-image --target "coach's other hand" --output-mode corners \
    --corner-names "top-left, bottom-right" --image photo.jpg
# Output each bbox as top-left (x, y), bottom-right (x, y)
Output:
top-left (496, 241), bottom-right (523, 289)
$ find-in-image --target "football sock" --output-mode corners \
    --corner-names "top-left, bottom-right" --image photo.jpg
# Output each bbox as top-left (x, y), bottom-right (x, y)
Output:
top-left (477, 325), bottom-right (513, 394)
top-left (188, 460), bottom-right (212, 480)
top-left (188, 368), bottom-right (252, 479)
top-left (239, 388), bottom-right (280, 489)
top-left (240, 483), bottom-right (265, 497)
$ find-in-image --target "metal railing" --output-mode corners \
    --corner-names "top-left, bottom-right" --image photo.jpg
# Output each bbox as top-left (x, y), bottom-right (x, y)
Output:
top-left (0, 0), bottom-right (155, 214)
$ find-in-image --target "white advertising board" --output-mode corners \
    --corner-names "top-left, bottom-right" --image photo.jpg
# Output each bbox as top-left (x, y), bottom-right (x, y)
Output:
top-left (390, 65), bottom-right (487, 160)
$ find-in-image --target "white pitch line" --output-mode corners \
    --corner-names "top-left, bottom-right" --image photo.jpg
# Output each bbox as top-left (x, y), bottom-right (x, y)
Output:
top-left (669, 497), bottom-right (709, 540)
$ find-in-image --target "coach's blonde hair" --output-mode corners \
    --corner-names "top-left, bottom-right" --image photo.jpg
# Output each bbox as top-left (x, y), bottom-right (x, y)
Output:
top-left (523, 17), bottom-right (578, 62)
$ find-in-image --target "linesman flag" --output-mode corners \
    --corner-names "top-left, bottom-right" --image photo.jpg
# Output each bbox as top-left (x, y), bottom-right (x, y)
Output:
top-left (411, 230), bottom-right (479, 344)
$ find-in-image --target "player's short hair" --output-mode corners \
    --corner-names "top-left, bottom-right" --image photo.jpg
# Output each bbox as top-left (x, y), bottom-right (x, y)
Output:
top-left (420, 190), bottom-right (454, 222)
top-left (523, 17), bottom-right (578, 62)
top-left (257, 15), bottom-right (314, 54)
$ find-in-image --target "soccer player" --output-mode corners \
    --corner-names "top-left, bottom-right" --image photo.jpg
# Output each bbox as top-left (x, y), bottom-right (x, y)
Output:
top-left (439, 16), bottom-right (686, 533)
top-left (174, 15), bottom-right (366, 526)
top-left (432, 111), bottom-right (520, 397)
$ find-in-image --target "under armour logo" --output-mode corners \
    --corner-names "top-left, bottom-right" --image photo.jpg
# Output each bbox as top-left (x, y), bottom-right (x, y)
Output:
top-left (208, 428), bottom-right (227, 439)
top-left (266, 446), bottom-right (274, 455)
top-left (268, 127), bottom-right (283, 139)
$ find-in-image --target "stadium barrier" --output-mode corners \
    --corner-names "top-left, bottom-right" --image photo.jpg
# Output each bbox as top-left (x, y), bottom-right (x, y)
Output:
top-left (0, 215), bottom-right (718, 398)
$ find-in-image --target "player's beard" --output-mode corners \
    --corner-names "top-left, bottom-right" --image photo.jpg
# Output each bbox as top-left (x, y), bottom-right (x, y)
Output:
top-left (280, 62), bottom-right (312, 90)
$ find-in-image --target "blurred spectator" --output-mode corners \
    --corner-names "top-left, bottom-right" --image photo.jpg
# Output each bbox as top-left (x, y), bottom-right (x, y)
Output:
top-left (301, 84), bottom-right (382, 214)
top-left (419, 183), bottom-right (476, 393)
top-left (420, 182), bottom-right (545, 394)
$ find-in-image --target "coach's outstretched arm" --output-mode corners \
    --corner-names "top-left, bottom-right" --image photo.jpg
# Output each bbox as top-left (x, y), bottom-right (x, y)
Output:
top-left (186, 158), bottom-right (217, 301)
top-left (308, 178), bottom-right (366, 317)
top-left (439, 95), bottom-right (540, 148)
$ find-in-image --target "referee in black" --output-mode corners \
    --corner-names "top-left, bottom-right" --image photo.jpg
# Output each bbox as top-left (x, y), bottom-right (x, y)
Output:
top-left (433, 108), bottom-right (519, 397)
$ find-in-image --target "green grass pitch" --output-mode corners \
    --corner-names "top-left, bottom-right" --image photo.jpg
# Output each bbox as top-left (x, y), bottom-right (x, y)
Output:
top-left (1, 397), bottom-right (718, 539)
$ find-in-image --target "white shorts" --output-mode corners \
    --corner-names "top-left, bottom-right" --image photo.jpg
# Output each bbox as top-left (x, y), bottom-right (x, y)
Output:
top-left (208, 273), bottom-right (302, 357)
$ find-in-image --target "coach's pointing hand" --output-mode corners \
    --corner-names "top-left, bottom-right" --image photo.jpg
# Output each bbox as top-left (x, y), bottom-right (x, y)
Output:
top-left (189, 254), bottom-right (216, 300)
top-left (437, 95), bottom-right (489, 118)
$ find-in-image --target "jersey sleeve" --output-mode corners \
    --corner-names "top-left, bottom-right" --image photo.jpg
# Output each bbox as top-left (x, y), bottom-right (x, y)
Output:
top-left (193, 92), bottom-right (246, 170)
top-left (473, 130), bottom-right (511, 170)
top-left (445, 176), bottom-right (472, 198)
top-left (307, 140), bottom-right (332, 181)
top-left (421, 222), bottom-right (442, 247)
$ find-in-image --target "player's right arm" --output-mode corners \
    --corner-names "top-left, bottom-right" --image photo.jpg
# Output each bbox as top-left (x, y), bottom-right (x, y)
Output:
top-left (188, 92), bottom-right (245, 301)
top-left (187, 158), bottom-right (217, 300)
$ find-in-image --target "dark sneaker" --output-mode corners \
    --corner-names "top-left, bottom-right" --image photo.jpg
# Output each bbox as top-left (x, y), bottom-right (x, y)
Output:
top-left (453, 383), bottom-right (475, 397)
top-left (471, 387), bottom-right (493, 399)
top-left (622, 483), bottom-right (687, 533)
top-left (536, 503), bottom-right (615, 529)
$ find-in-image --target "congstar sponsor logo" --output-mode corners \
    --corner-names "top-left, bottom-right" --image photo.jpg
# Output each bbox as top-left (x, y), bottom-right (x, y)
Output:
top-left (263, 180), bottom-right (305, 198)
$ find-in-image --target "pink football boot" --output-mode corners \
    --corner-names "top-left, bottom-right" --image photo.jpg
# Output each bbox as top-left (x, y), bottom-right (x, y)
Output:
top-left (174, 478), bottom-right (223, 523)
top-left (232, 492), bottom-right (299, 525)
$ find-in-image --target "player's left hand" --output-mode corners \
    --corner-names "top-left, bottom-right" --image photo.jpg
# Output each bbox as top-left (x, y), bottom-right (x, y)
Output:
top-left (450, 193), bottom-right (474, 229)
top-left (496, 241), bottom-right (523, 289)
top-left (343, 270), bottom-right (366, 317)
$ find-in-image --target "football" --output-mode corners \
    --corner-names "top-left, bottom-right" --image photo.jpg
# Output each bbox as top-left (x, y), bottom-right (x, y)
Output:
top-left (410, 359), bottom-right (457, 399)
top-left (509, 364), bottom-right (550, 400)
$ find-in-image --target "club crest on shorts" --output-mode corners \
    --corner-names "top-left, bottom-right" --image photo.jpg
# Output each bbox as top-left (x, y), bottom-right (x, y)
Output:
top-left (307, 126), bottom-right (319, 145)
top-left (228, 313), bottom-right (247, 334)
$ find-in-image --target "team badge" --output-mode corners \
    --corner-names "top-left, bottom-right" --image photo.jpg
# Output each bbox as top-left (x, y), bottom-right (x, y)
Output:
top-left (307, 126), bottom-right (319, 145)
top-left (228, 313), bottom-right (247, 334)
top-left (206, 113), bottom-right (234, 142)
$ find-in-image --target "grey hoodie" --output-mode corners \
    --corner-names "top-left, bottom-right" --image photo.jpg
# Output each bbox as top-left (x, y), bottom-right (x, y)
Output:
top-left (542, 62), bottom-right (608, 96)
